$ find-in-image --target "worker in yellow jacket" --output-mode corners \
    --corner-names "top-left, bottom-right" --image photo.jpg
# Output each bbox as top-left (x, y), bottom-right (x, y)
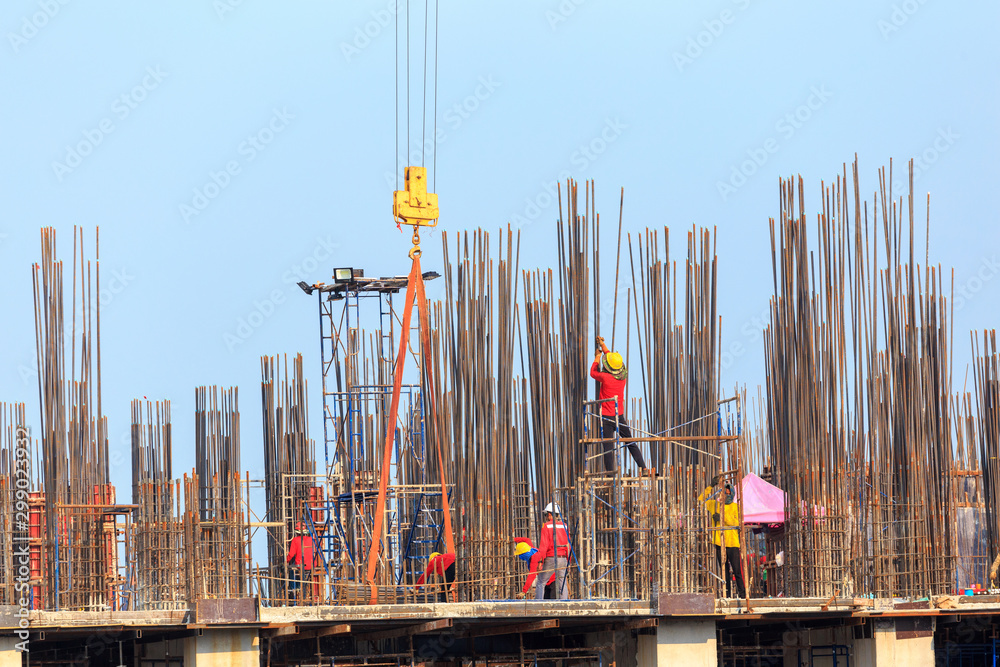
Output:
top-left (698, 476), bottom-right (746, 598)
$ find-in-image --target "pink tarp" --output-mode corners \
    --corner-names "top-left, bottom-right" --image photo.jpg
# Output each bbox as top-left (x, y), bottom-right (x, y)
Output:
top-left (740, 473), bottom-right (787, 524)
top-left (738, 473), bottom-right (826, 524)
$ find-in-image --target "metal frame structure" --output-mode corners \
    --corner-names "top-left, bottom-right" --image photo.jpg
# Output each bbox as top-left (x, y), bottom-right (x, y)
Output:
top-left (287, 272), bottom-right (448, 602)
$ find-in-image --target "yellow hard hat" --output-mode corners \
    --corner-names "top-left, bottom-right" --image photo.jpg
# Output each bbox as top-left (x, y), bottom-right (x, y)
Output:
top-left (603, 352), bottom-right (623, 371)
top-left (514, 542), bottom-right (532, 557)
top-left (429, 551), bottom-right (441, 561)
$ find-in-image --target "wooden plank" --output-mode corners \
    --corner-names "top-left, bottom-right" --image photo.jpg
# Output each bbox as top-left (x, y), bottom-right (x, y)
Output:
top-left (356, 618), bottom-right (453, 641)
top-left (894, 600), bottom-right (930, 611)
top-left (314, 624), bottom-right (352, 638)
top-left (195, 598), bottom-right (257, 623)
top-left (267, 625), bottom-right (298, 638)
top-left (269, 624), bottom-right (352, 643)
top-left (461, 619), bottom-right (559, 638)
top-left (895, 617), bottom-right (934, 639)
top-left (657, 593), bottom-right (715, 615)
top-left (560, 618), bottom-right (656, 635)
top-left (581, 435), bottom-right (739, 443)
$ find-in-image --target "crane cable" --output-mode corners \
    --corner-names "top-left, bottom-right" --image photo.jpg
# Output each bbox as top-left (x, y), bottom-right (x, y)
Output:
top-left (396, 0), bottom-right (439, 192)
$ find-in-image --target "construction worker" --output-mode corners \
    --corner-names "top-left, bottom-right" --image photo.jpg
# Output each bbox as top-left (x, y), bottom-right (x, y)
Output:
top-left (698, 476), bottom-right (746, 598)
top-left (514, 537), bottom-right (556, 599)
top-left (591, 335), bottom-right (649, 473)
top-left (522, 503), bottom-right (571, 600)
top-left (413, 551), bottom-right (456, 602)
top-left (286, 522), bottom-right (315, 599)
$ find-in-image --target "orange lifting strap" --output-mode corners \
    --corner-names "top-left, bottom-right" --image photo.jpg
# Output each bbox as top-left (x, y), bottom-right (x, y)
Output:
top-left (365, 255), bottom-right (456, 604)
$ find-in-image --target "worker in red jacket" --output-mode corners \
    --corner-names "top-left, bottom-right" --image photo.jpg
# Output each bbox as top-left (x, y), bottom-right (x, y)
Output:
top-left (591, 335), bottom-right (649, 473)
top-left (522, 503), bottom-right (571, 599)
top-left (515, 537), bottom-right (556, 598)
top-left (413, 551), bottom-right (456, 602)
top-left (286, 522), bottom-right (315, 598)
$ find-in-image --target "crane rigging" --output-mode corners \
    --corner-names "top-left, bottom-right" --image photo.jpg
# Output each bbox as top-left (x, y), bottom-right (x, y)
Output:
top-left (366, 0), bottom-right (454, 605)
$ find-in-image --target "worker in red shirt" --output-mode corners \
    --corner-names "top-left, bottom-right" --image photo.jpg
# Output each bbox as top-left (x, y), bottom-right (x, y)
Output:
top-left (591, 335), bottom-right (648, 473)
top-left (286, 522), bottom-right (315, 598)
top-left (515, 537), bottom-right (556, 598)
top-left (413, 551), bottom-right (456, 602)
top-left (522, 503), bottom-right (571, 599)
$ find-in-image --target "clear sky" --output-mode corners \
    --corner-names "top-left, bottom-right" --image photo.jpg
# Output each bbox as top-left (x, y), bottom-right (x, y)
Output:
top-left (1, 1), bottom-right (997, 496)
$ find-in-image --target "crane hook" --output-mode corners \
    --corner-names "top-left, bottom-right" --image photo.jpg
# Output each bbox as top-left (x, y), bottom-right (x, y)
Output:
top-left (408, 226), bottom-right (421, 259)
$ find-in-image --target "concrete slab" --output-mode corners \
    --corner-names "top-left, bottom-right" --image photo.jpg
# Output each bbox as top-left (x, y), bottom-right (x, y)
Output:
top-left (260, 599), bottom-right (652, 624)
top-left (26, 609), bottom-right (189, 629)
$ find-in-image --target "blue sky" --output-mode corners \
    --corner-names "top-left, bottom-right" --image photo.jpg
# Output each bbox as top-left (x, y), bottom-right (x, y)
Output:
top-left (1, 1), bottom-right (997, 496)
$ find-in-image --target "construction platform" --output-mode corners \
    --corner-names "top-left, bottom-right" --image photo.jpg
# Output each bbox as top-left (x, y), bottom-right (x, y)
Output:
top-left (7, 596), bottom-right (1000, 666)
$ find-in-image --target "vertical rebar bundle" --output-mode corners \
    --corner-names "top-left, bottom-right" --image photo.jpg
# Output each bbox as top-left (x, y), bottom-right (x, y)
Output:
top-left (853, 162), bottom-right (954, 599)
top-left (261, 353), bottom-right (316, 603)
top-left (972, 330), bottom-right (1000, 579)
top-left (32, 227), bottom-right (115, 610)
top-left (764, 175), bottom-right (850, 598)
top-left (0, 402), bottom-right (37, 605)
top-left (187, 385), bottom-right (247, 599)
top-left (764, 160), bottom-right (954, 600)
top-left (428, 226), bottom-right (530, 600)
top-left (131, 399), bottom-right (186, 609)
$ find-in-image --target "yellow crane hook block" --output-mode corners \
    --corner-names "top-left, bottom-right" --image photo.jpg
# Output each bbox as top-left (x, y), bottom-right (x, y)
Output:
top-left (393, 166), bottom-right (439, 227)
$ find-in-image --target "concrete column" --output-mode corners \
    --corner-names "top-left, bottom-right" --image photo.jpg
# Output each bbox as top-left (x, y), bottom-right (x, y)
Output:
top-left (636, 619), bottom-right (717, 667)
top-left (0, 637), bottom-right (24, 667)
top-left (183, 628), bottom-right (260, 667)
top-left (853, 618), bottom-right (935, 667)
